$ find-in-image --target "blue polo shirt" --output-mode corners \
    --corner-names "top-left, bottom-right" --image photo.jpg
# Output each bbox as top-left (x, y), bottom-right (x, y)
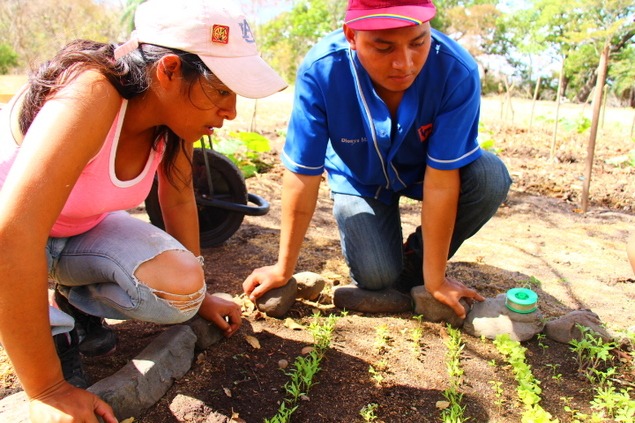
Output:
top-left (282, 28), bottom-right (482, 204)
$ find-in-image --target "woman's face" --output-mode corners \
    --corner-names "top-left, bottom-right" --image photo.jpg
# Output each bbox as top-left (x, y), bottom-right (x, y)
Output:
top-left (167, 71), bottom-right (237, 143)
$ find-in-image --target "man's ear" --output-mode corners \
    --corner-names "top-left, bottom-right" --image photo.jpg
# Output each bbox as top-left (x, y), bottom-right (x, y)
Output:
top-left (343, 24), bottom-right (357, 50)
top-left (156, 54), bottom-right (182, 86)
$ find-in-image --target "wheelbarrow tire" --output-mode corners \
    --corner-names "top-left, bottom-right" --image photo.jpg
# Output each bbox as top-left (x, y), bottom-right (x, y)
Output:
top-left (144, 148), bottom-right (248, 248)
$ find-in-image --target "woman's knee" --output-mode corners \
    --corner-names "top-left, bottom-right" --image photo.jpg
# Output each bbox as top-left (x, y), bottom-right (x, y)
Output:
top-left (135, 250), bottom-right (205, 305)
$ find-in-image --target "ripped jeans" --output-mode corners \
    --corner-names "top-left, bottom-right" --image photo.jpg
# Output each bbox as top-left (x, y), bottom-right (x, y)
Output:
top-left (47, 211), bottom-right (204, 331)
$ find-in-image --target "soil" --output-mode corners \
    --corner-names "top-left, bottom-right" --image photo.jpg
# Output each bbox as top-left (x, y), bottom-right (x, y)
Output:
top-left (2, 94), bottom-right (635, 423)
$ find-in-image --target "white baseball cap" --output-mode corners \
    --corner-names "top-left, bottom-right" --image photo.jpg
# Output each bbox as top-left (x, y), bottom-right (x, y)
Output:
top-left (114, 0), bottom-right (287, 99)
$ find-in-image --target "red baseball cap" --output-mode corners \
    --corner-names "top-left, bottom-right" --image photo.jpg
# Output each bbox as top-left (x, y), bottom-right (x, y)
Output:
top-left (345, 0), bottom-right (436, 30)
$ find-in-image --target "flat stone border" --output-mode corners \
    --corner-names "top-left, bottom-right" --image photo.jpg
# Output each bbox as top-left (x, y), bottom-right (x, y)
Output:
top-left (0, 320), bottom-right (224, 422)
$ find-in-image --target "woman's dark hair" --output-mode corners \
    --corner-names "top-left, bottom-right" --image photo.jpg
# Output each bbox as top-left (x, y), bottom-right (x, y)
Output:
top-left (18, 39), bottom-right (216, 186)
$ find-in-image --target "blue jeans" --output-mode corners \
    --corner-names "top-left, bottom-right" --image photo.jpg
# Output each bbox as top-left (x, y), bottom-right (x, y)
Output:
top-left (47, 211), bottom-right (203, 328)
top-left (332, 151), bottom-right (512, 290)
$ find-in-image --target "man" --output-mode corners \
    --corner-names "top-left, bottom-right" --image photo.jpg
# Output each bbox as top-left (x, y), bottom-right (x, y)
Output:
top-left (243, 0), bottom-right (511, 318)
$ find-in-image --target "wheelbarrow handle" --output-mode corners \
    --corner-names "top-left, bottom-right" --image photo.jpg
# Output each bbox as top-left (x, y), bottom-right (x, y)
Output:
top-left (195, 193), bottom-right (270, 216)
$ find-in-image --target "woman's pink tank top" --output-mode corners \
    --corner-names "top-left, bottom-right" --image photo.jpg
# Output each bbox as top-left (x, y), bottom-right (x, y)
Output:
top-left (0, 97), bottom-right (165, 237)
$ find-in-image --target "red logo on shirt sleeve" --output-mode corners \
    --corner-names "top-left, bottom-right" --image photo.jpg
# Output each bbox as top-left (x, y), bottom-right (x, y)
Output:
top-left (417, 124), bottom-right (433, 142)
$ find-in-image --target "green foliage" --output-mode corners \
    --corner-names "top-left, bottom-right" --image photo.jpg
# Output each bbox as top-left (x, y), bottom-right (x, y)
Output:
top-left (121, 0), bottom-right (146, 34)
top-left (485, 0), bottom-right (635, 105)
top-left (523, 276), bottom-right (542, 289)
top-left (0, 44), bottom-right (18, 74)
top-left (489, 380), bottom-right (505, 409)
top-left (259, 0), bottom-right (347, 82)
top-left (196, 131), bottom-right (272, 178)
top-left (568, 326), bottom-right (635, 421)
top-left (605, 150), bottom-right (635, 168)
top-left (535, 115), bottom-right (591, 134)
top-left (493, 334), bottom-right (558, 423)
top-left (360, 403), bottom-right (379, 422)
top-left (373, 324), bottom-right (391, 353)
top-left (478, 121), bottom-right (500, 153)
top-left (441, 325), bottom-right (468, 423)
top-left (569, 325), bottom-right (617, 379)
top-left (0, 0), bottom-right (122, 72)
top-left (265, 313), bottom-right (337, 423)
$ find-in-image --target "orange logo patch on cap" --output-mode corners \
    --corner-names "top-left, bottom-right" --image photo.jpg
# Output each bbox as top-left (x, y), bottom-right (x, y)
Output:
top-left (211, 24), bottom-right (229, 44)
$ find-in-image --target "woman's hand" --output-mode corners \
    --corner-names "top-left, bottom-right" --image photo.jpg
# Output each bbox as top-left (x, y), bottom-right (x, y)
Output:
top-left (197, 293), bottom-right (242, 337)
top-left (29, 380), bottom-right (117, 423)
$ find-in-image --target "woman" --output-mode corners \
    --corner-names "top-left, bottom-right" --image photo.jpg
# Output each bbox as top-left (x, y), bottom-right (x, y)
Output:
top-left (0, 0), bottom-right (287, 421)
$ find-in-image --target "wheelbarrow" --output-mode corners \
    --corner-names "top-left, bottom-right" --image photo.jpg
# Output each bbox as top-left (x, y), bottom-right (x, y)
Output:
top-left (144, 135), bottom-right (270, 248)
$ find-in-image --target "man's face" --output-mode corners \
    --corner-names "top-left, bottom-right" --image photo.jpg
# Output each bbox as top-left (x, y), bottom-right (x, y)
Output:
top-left (344, 23), bottom-right (431, 98)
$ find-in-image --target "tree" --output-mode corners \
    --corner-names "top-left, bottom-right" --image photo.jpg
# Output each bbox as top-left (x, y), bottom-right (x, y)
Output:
top-left (0, 44), bottom-right (18, 74)
top-left (121, 0), bottom-right (146, 33)
top-left (0, 0), bottom-right (123, 72)
top-left (259, 0), bottom-right (347, 83)
top-left (569, 0), bottom-right (635, 211)
top-left (568, 1), bottom-right (635, 104)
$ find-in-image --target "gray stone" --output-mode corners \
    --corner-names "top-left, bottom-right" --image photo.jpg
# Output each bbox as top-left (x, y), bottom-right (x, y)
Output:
top-left (186, 315), bottom-right (225, 350)
top-left (0, 325), bottom-right (198, 422)
top-left (411, 286), bottom-right (468, 328)
top-left (205, 411), bottom-right (232, 423)
top-left (88, 325), bottom-right (197, 421)
top-left (294, 272), bottom-right (326, 301)
top-left (544, 309), bottom-right (613, 344)
top-left (463, 294), bottom-right (544, 341)
top-left (167, 382), bottom-right (230, 423)
top-left (256, 277), bottom-right (297, 318)
top-left (333, 285), bottom-right (412, 313)
top-left (185, 293), bottom-right (234, 350)
top-left (0, 391), bottom-right (28, 423)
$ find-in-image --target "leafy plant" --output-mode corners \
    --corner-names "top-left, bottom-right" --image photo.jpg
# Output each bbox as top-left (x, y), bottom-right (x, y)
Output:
top-left (569, 325), bottom-right (616, 379)
top-left (441, 325), bottom-right (468, 423)
top-left (0, 43), bottom-right (18, 74)
top-left (537, 333), bottom-right (549, 353)
top-left (590, 383), bottom-right (635, 421)
top-left (360, 403), bottom-right (379, 422)
top-left (265, 314), bottom-right (337, 423)
top-left (493, 334), bottom-right (557, 423)
top-left (605, 150), bottom-right (635, 168)
top-left (368, 364), bottom-right (385, 386)
top-left (410, 325), bottom-right (423, 355)
top-left (196, 131), bottom-right (272, 178)
top-left (522, 276), bottom-right (542, 289)
top-left (478, 121), bottom-right (500, 154)
top-left (373, 324), bottom-right (391, 353)
top-left (568, 327), bottom-right (635, 421)
top-left (489, 380), bottom-right (505, 409)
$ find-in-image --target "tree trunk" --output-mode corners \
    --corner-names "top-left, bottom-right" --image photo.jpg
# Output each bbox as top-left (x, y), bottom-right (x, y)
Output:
top-left (550, 59), bottom-right (565, 162)
top-left (530, 75), bottom-right (541, 130)
top-left (581, 42), bottom-right (610, 213)
top-left (575, 70), bottom-right (597, 104)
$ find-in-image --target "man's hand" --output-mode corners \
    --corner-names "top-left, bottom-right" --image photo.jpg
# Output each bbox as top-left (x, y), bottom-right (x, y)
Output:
top-left (427, 277), bottom-right (484, 319)
top-left (29, 380), bottom-right (117, 423)
top-left (243, 265), bottom-right (289, 302)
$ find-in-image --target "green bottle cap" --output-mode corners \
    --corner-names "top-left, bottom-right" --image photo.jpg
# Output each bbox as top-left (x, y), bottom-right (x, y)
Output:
top-left (505, 288), bottom-right (538, 314)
